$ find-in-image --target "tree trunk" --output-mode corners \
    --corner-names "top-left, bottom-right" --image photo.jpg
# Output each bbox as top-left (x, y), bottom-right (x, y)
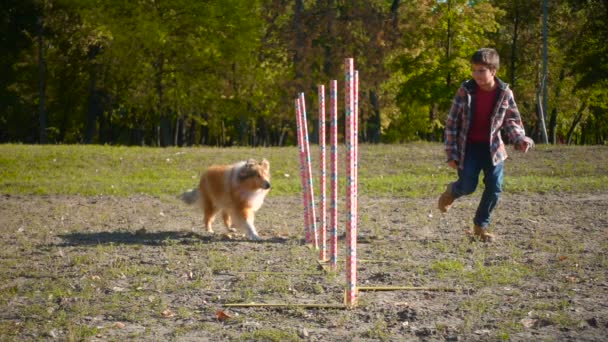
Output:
top-left (174, 115), bottom-right (186, 147)
top-left (541, 0), bottom-right (549, 139)
top-left (445, 0), bottom-right (452, 88)
top-left (536, 73), bottom-right (549, 143)
top-left (369, 90), bottom-right (381, 143)
top-left (429, 103), bottom-right (441, 142)
top-left (84, 46), bottom-right (101, 144)
top-left (293, 0), bottom-right (305, 85)
top-left (278, 122), bottom-right (288, 147)
top-left (323, 0), bottom-right (335, 76)
top-left (200, 113), bottom-right (209, 145)
top-left (509, 1), bottom-right (520, 88)
top-left (548, 69), bottom-right (565, 144)
top-left (221, 120), bottom-right (226, 146)
top-left (390, 0), bottom-right (400, 29)
top-left (37, 17), bottom-right (48, 144)
top-left (566, 102), bottom-right (587, 145)
top-left (155, 53), bottom-right (172, 147)
top-left (187, 118), bottom-right (196, 146)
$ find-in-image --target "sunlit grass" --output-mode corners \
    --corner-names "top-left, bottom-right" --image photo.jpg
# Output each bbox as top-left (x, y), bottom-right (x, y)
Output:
top-left (1, 143), bottom-right (607, 197)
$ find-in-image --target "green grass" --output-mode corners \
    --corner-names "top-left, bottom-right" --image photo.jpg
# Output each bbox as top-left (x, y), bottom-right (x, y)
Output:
top-left (1, 143), bottom-right (607, 197)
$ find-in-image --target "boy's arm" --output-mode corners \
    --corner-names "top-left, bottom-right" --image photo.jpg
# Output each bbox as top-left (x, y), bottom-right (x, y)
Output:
top-left (503, 91), bottom-right (534, 152)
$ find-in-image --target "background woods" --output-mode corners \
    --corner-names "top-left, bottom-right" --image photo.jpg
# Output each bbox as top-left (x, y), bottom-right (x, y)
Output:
top-left (1, 0), bottom-right (607, 146)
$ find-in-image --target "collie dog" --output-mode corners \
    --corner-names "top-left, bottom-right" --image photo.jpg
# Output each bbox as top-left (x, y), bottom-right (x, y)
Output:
top-left (179, 159), bottom-right (271, 240)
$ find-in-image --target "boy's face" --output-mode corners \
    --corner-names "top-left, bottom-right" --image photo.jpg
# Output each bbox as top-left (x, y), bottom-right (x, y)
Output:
top-left (471, 63), bottom-right (497, 89)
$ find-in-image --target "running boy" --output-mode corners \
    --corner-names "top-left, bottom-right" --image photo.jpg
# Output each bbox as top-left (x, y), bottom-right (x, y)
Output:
top-left (438, 48), bottom-right (534, 242)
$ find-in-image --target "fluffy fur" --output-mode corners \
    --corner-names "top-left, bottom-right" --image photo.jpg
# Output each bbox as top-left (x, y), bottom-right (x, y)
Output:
top-left (179, 159), bottom-right (271, 240)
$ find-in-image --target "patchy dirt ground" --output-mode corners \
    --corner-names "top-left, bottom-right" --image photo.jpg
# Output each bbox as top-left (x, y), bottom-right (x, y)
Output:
top-left (1, 192), bottom-right (607, 341)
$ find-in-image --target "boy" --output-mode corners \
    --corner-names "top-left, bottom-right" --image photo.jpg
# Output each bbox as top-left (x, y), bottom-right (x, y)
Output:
top-left (438, 48), bottom-right (534, 242)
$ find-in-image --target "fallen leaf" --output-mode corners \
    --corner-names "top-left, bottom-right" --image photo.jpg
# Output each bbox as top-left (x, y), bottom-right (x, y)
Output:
top-left (215, 310), bottom-right (231, 321)
top-left (114, 322), bottom-right (126, 329)
top-left (566, 276), bottom-right (578, 283)
top-left (558, 255), bottom-right (567, 261)
top-left (162, 309), bottom-right (175, 318)
top-left (520, 318), bottom-right (537, 328)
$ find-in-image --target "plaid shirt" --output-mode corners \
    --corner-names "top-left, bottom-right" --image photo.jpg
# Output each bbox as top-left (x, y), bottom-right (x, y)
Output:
top-left (444, 78), bottom-right (528, 168)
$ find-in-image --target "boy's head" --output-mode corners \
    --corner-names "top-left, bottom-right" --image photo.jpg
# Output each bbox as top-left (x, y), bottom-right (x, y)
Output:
top-left (471, 48), bottom-right (499, 71)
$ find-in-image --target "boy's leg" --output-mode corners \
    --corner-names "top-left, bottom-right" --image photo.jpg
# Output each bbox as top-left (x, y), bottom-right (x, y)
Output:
top-left (451, 144), bottom-right (485, 198)
top-left (473, 160), bottom-right (504, 231)
top-left (438, 143), bottom-right (484, 212)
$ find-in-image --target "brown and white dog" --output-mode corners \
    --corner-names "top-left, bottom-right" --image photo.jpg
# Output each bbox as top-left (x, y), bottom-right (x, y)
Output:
top-left (179, 159), bottom-right (271, 240)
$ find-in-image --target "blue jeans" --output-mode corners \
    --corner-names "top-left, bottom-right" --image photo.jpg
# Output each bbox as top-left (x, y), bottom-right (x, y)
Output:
top-left (451, 143), bottom-right (504, 228)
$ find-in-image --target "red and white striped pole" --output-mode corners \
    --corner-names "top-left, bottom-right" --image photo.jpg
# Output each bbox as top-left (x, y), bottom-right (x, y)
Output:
top-left (329, 80), bottom-right (339, 269)
top-left (295, 98), bottom-right (311, 244)
top-left (318, 85), bottom-right (327, 261)
top-left (299, 93), bottom-right (319, 249)
top-left (344, 58), bottom-right (358, 307)
top-left (354, 70), bottom-right (359, 233)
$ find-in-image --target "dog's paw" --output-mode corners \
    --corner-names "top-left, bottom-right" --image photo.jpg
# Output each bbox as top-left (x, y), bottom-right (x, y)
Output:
top-left (249, 233), bottom-right (262, 241)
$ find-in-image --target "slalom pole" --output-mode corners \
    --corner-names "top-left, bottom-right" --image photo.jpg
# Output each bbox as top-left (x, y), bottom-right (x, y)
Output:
top-left (299, 93), bottom-right (319, 249)
top-left (318, 85), bottom-right (327, 261)
top-left (329, 80), bottom-right (339, 270)
top-left (354, 70), bottom-right (359, 215)
top-left (344, 58), bottom-right (358, 307)
top-left (295, 98), bottom-right (312, 244)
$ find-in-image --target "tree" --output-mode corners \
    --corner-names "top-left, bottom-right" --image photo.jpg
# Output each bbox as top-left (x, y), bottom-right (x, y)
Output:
top-left (387, 0), bottom-right (503, 142)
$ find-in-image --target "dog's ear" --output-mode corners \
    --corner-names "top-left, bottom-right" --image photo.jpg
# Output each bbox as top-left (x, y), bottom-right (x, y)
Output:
top-left (261, 158), bottom-right (269, 170)
top-left (245, 159), bottom-right (256, 167)
top-left (239, 159), bottom-right (257, 179)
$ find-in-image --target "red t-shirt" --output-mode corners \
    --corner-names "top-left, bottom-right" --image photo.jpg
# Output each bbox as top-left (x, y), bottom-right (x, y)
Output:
top-left (468, 85), bottom-right (497, 143)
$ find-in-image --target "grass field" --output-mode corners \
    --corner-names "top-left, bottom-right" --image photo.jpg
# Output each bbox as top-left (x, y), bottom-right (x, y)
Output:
top-left (1, 143), bottom-right (607, 341)
top-left (2, 143), bottom-right (607, 197)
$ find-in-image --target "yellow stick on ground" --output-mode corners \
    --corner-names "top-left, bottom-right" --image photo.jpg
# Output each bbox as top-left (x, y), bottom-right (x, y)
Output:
top-left (357, 286), bottom-right (456, 292)
top-left (223, 302), bottom-right (347, 309)
top-left (318, 258), bottom-right (397, 264)
top-left (222, 271), bottom-right (324, 276)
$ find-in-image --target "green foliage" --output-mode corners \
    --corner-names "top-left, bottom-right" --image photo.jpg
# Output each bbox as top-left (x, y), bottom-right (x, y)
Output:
top-left (0, 0), bottom-right (607, 145)
top-left (385, 0), bottom-right (504, 141)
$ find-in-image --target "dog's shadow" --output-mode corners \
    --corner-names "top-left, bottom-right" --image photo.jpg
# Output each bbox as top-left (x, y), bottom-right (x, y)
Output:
top-left (56, 229), bottom-right (289, 247)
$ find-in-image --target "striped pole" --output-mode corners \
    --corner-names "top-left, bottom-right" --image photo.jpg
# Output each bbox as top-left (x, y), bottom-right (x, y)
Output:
top-left (299, 93), bottom-right (319, 249)
top-left (344, 58), bottom-right (357, 307)
top-left (329, 80), bottom-right (339, 269)
top-left (318, 85), bottom-right (327, 261)
top-left (295, 98), bottom-right (311, 244)
top-left (354, 70), bottom-right (359, 232)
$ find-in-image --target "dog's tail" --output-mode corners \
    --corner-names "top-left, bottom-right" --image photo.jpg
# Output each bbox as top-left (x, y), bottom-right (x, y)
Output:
top-left (178, 188), bottom-right (200, 205)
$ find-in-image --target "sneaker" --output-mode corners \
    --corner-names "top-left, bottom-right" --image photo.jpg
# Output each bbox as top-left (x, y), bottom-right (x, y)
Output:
top-left (437, 184), bottom-right (454, 213)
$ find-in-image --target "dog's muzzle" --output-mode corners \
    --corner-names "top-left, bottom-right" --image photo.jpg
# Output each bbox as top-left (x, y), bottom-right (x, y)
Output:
top-left (263, 181), bottom-right (271, 190)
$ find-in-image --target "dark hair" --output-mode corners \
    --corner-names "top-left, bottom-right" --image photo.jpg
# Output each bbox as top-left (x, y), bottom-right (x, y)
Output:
top-left (471, 48), bottom-right (499, 71)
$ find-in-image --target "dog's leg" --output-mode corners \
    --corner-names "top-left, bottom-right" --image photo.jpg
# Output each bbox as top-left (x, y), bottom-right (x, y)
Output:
top-left (221, 211), bottom-right (236, 233)
top-left (202, 200), bottom-right (217, 234)
top-left (233, 209), bottom-right (261, 241)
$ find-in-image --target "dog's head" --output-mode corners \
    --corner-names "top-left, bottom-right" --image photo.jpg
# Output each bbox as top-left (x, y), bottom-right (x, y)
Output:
top-left (238, 159), bottom-right (271, 191)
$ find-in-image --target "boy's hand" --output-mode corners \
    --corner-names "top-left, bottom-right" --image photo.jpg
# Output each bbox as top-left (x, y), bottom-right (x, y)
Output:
top-left (447, 160), bottom-right (458, 169)
top-left (516, 137), bottom-right (535, 153)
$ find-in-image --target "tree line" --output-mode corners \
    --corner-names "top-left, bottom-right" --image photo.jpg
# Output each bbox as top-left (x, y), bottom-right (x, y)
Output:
top-left (1, 0), bottom-right (607, 146)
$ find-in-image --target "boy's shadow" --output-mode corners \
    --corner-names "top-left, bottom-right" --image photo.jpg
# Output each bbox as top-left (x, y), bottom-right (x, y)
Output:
top-left (56, 229), bottom-right (289, 247)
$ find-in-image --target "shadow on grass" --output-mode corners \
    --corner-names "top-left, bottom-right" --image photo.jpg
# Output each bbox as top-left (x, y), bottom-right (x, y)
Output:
top-left (56, 230), bottom-right (289, 246)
